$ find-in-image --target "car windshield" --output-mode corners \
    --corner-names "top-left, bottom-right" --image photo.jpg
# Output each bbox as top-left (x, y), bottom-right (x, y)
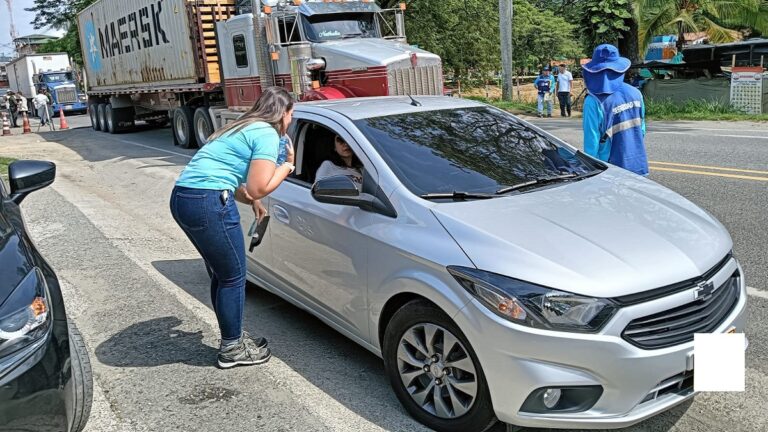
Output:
top-left (354, 106), bottom-right (601, 197)
top-left (302, 13), bottom-right (379, 42)
top-left (43, 73), bottom-right (73, 83)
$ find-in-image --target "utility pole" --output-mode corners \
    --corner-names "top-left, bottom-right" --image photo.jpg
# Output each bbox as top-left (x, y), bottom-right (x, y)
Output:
top-left (499, 0), bottom-right (514, 101)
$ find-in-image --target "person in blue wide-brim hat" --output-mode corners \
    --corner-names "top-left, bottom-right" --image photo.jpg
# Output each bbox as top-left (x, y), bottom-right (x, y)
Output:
top-left (582, 44), bottom-right (650, 176)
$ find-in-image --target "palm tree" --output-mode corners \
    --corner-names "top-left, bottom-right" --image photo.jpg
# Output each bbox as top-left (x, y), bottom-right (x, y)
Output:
top-left (637, 0), bottom-right (768, 53)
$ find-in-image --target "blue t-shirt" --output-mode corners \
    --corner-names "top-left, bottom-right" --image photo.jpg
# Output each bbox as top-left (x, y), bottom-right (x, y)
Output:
top-left (176, 122), bottom-right (279, 191)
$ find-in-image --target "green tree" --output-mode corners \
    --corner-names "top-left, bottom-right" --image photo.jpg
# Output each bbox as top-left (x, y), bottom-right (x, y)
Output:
top-left (26, 0), bottom-right (97, 66)
top-left (638, 0), bottom-right (768, 52)
top-left (512, 0), bottom-right (582, 71)
top-left (580, 0), bottom-right (634, 51)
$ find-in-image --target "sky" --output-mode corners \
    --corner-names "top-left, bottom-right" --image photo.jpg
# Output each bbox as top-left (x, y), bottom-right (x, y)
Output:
top-left (0, 0), bottom-right (65, 57)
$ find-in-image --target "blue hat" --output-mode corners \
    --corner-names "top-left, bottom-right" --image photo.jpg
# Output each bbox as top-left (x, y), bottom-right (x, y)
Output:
top-left (583, 44), bottom-right (631, 73)
top-left (582, 44), bottom-right (630, 94)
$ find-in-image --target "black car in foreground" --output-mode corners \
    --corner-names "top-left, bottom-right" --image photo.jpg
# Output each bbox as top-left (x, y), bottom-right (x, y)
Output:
top-left (0, 160), bottom-right (92, 431)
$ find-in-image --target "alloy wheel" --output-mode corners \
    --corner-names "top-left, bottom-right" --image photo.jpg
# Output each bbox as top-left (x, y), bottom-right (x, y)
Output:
top-left (397, 323), bottom-right (478, 419)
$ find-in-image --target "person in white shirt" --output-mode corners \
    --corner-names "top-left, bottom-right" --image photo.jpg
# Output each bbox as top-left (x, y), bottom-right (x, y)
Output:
top-left (315, 135), bottom-right (363, 189)
top-left (33, 91), bottom-right (51, 126)
top-left (556, 63), bottom-right (574, 117)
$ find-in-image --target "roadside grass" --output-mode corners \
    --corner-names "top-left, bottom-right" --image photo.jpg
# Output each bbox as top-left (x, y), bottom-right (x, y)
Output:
top-left (471, 95), bottom-right (768, 121)
top-left (0, 157), bottom-right (15, 181)
top-left (645, 99), bottom-right (768, 121)
top-left (465, 96), bottom-right (539, 115)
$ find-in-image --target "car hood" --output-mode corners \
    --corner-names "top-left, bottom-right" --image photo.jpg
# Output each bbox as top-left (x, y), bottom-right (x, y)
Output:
top-left (430, 170), bottom-right (732, 298)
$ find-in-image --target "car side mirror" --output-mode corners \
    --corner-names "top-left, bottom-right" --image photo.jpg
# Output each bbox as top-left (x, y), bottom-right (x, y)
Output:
top-left (312, 175), bottom-right (395, 217)
top-left (8, 160), bottom-right (56, 205)
top-left (312, 175), bottom-right (361, 204)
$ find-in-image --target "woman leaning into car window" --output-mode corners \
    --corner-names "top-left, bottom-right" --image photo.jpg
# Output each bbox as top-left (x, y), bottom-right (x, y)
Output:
top-left (170, 86), bottom-right (295, 369)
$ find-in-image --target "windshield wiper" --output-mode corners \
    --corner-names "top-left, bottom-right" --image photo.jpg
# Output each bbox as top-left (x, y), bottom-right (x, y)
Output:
top-left (341, 32), bottom-right (364, 39)
top-left (495, 173), bottom-right (580, 194)
top-left (419, 191), bottom-right (498, 201)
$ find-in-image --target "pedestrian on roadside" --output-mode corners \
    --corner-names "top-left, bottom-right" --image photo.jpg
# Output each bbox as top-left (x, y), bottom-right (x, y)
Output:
top-left (556, 63), bottom-right (573, 117)
top-left (33, 90), bottom-right (51, 126)
top-left (533, 66), bottom-right (555, 118)
top-left (582, 44), bottom-right (649, 176)
top-left (170, 86), bottom-right (296, 369)
top-left (7, 91), bottom-right (18, 127)
top-left (16, 93), bottom-right (29, 122)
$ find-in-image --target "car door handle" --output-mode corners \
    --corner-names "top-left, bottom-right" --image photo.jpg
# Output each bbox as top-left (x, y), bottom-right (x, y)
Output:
top-left (272, 205), bottom-right (290, 224)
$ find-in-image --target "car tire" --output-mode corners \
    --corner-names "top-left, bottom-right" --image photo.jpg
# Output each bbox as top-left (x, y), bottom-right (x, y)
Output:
top-left (67, 321), bottom-right (93, 432)
top-left (193, 107), bottom-right (214, 147)
top-left (173, 106), bottom-right (197, 149)
top-left (89, 105), bottom-right (100, 131)
top-left (97, 104), bottom-right (108, 133)
top-left (382, 300), bottom-right (497, 432)
top-left (105, 104), bottom-right (117, 134)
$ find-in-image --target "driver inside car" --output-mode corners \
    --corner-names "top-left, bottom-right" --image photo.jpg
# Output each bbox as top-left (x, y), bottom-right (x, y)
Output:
top-left (315, 135), bottom-right (364, 189)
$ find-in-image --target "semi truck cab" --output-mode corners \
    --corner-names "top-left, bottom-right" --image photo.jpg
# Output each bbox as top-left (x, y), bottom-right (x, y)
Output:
top-left (216, 0), bottom-right (443, 111)
top-left (33, 70), bottom-right (88, 115)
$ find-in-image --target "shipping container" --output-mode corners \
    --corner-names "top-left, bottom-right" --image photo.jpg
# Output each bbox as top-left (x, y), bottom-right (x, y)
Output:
top-left (78, 0), bottom-right (233, 92)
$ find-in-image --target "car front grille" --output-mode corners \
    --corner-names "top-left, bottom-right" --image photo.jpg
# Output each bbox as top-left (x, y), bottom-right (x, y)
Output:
top-left (622, 271), bottom-right (740, 349)
top-left (387, 64), bottom-right (443, 96)
top-left (55, 87), bottom-right (77, 104)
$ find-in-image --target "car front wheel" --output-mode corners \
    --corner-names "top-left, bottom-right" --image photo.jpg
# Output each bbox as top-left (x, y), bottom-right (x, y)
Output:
top-left (383, 300), bottom-right (496, 432)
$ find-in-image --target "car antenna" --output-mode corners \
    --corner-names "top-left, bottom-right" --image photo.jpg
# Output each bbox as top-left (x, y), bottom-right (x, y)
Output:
top-left (407, 94), bottom-right (422, 107)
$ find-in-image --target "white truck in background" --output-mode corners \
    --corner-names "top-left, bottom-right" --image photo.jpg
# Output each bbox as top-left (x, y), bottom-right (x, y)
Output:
top-left (5, 53), bottom-right (88, 115)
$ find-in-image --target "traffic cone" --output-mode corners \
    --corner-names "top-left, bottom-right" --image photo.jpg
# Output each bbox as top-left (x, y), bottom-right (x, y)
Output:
top-left (22, 112), bottom-right (32, 134)
top-left (2, 112), bottom-right (11, 136)
top-left (58, 107), bottom-right (69, 130)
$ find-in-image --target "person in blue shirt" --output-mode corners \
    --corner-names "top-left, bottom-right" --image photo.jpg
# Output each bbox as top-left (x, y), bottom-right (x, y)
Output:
top-left (533, 67), bottom-right (556, 118)
top-left (582, 44), bottom-right (649, 176)
top-left (171, 86), bottom-right (296, 369)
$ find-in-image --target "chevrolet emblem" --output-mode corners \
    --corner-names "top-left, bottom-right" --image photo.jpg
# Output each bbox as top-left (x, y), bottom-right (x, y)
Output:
top-left (694, 280), bottom-right (717, 301)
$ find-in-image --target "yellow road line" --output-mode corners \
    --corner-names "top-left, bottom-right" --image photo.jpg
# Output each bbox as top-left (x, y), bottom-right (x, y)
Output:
top-left (650, 166), bottom-right (768, 181)
top-left (649, 161), bottom-right (768, 175)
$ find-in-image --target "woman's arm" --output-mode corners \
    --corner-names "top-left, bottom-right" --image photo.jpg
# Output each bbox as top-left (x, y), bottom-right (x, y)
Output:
top-left (244, 139), bottom-right (295, 200)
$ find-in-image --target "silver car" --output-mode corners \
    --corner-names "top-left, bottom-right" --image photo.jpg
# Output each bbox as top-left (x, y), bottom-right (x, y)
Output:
top-left (240, 96), bottom-right (747, 431)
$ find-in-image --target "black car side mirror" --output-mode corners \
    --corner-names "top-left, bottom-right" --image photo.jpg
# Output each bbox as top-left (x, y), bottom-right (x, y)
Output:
top-left (312, 175), bottom-right (395, 217)
top-left (8, 160), bottom-right (56, 205)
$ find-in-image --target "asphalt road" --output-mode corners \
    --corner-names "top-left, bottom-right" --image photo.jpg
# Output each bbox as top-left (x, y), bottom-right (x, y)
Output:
top-left (1, 113), bottom-right (766, 432)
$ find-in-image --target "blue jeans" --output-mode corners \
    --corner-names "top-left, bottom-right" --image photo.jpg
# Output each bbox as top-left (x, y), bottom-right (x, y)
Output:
top-left (170, 186), bottom-right (245, 343)
top-left (537, 93), bottom-right (553, 115)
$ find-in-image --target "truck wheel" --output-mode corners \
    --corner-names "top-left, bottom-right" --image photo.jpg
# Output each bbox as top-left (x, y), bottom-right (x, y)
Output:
top-left (97, 104), bottom-right (108, 133)
top-left (193, 107), bottom-right (214, 147)
top-left (67, 321), bottom-right (93, 432)
top-left (173, 106), bottom-right (197, 149)
top-left (89, 105), bottom-right (100, 131)
top-left (105, 104), bottom-right (117, 134)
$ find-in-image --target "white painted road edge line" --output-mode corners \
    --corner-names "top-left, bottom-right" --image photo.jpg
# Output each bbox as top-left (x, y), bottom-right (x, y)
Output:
top-left (120, 139), bottom-right (193, 159)
top-left (747, 287), bottom-right (768, 299)
top-left (654, 131), bottom-right (768, 140)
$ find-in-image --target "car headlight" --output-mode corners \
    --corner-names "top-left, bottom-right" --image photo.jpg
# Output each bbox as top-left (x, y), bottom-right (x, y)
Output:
top-left (448, 266), bottom-right (617, 332)
top-left (79, 94), bottom-right (87, 101)
top-left (0, 268), bottom-right (51, 359)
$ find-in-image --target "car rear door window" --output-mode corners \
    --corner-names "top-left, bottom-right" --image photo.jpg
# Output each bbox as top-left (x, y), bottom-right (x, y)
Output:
top-left (354, 106), bottom-right (599, 196)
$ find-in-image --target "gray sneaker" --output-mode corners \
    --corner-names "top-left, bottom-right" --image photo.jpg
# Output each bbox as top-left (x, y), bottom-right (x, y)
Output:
top-left (242, 331), bottom-right (268, 349)
top-left (217, 341), bottom-right (271, 369)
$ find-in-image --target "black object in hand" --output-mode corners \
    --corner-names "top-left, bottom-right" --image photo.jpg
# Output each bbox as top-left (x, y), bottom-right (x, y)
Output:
top-left (248, 216), bottom-right (270, 252)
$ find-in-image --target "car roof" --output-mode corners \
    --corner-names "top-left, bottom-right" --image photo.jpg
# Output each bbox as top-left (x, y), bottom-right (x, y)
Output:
top-left (297, 96), bottom-right (486, 120)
